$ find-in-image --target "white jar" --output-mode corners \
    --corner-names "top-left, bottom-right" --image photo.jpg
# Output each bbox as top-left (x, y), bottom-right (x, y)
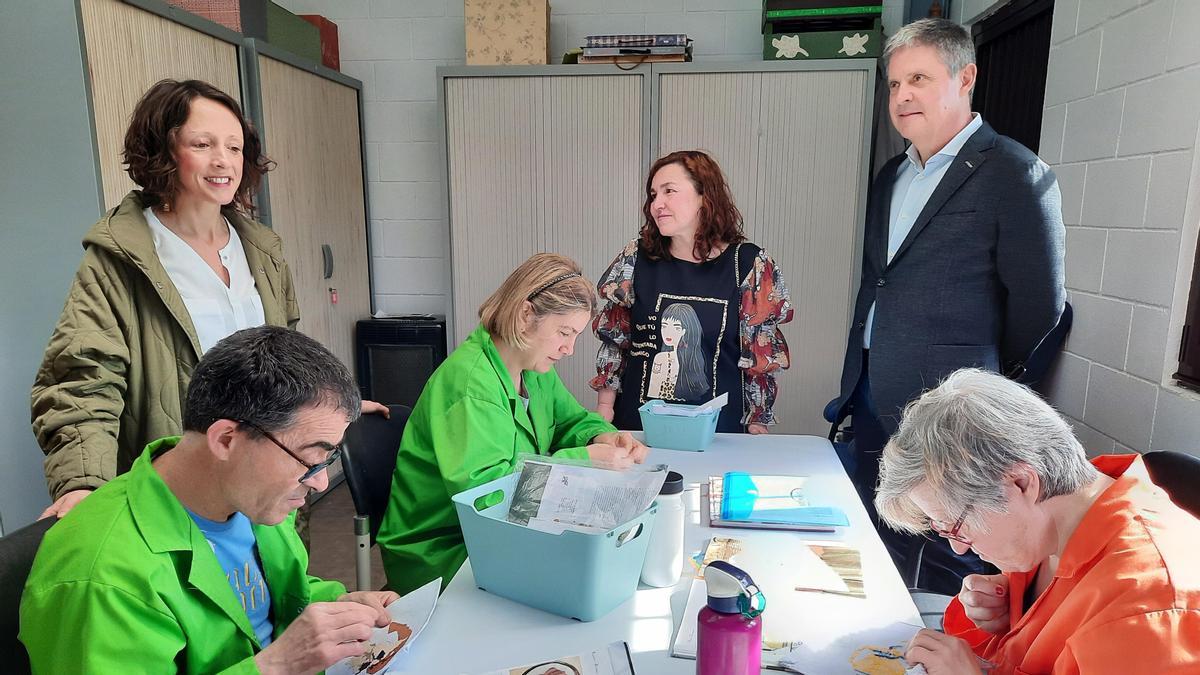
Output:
top-left (641, 471), bottom-right (685, 588)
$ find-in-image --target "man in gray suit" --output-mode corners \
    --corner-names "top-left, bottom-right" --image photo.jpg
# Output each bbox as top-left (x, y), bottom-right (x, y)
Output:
top-left (832, 18), bottom-right (1066, 594)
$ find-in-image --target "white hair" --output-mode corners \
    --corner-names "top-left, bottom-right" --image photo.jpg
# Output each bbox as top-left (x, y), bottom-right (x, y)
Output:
top-left (875, 368), bottom-right (1098, 535)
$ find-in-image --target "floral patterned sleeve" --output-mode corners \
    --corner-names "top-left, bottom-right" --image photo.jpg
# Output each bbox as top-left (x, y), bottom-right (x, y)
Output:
top-left (738, 248), bottom-right (794, 425)
top-left (590, 239), bottom-right (639, 392)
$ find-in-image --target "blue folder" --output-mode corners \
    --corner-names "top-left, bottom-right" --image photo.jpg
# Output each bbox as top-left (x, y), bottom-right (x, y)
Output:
top-left (720, 472), bottom-right (849, 527)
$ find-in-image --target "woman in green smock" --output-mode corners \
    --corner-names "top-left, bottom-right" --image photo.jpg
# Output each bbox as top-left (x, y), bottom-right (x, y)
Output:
top-left (378, 253), bottom-right (649, 594)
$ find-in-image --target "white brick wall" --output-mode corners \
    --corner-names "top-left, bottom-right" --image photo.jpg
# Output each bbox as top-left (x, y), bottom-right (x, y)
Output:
top-left (271, 0), bottom-right (1200, 456)
top-left (279, 0), bottom-right (891, 316)
top-left (1040, 0), bottom-right (1200, 457)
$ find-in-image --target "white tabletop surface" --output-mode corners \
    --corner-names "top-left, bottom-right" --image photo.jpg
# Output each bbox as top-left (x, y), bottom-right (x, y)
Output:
top-left (396, 433), bottom-right (922, 674)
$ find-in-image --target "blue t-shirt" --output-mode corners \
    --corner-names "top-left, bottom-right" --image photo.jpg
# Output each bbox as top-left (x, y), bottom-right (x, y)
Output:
top-left (188, 510), bottom-right (274, 647)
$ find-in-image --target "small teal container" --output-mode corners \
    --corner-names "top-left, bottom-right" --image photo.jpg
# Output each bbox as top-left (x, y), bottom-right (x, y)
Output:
top-left (638, 399), bottom-right (720, 451)
top-left (451, 473), bottom-right (657, 621)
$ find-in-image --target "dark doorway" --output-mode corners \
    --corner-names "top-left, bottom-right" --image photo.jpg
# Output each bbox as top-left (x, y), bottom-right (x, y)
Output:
top-left (971, 0), bottom-right (1054, 153)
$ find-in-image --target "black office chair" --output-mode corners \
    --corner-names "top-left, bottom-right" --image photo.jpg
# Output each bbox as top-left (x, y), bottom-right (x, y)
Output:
top-left (1, 517), bottom-right (56, 675)
top-left (1143, 450), bottom-right (1200, 518)
top-left (341, 404), bottom-right (411, 591)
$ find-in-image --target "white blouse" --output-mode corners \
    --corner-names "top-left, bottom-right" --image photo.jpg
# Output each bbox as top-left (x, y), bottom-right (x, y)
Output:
top-left (145, 208), bottom-right (266, 355)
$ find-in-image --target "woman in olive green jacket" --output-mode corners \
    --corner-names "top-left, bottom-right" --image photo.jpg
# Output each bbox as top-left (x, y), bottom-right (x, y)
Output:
top-left (33, 80), bottom-right (384, 519)
top-left (378, 253), bottom-right (649, 595)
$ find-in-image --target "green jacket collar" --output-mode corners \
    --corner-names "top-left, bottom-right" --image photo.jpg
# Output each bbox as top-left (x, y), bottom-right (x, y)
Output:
top-left (82, 191), bottom-right (291, 358)
top-left (470, 324), bottom-right (539, 442)
top-left (126, 437), bottom-right (262, 646)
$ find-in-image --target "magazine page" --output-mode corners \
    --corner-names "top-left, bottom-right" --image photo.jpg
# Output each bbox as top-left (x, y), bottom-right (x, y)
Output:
top-left (507, 456), bottom-right (667, 533)
top-left (471, 641), bottom-right (635, 675)
top-left (671, 536), bottom-right (865, 669)
top-left (327, 577), bottom-right (440, 675)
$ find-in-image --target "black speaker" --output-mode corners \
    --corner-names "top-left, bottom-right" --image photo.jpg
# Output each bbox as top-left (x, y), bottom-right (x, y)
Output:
top-left (355, 315), bottom-right (447, 408)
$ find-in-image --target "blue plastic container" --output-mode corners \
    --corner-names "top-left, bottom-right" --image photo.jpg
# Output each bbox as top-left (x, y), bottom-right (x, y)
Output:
top-left (451, 473), bottom-right (657, 621)
top-left (638, 399), bottom-right (720, 451)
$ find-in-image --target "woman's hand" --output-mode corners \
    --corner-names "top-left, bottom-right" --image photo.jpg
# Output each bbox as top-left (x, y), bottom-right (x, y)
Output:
top-left (958, 573), bottom-right (1010, 634)
top-left (905, 629), bottom-right (984, 675)
top-left (361, 399), bottom-right (390, 418)
top-left (586, 443), bottom-right (634, 469)
top-left (39, 489), bottom-right (93, 519)
top-left (596, 390), bottom-right (616, 422)
top-left (592, 431), bottom-right (649, 463)
top-left (747, 423), bottom-right (769, 435)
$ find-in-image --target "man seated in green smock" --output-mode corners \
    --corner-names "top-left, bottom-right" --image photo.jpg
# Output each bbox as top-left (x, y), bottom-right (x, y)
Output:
top-left (20, 325), bottom-right (397, 674)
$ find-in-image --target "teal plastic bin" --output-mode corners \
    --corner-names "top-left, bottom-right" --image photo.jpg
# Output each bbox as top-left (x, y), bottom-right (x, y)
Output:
top-left (638, 399), bottom-right (719, 451)
top-left (451, 473), bottom-right (657, 621)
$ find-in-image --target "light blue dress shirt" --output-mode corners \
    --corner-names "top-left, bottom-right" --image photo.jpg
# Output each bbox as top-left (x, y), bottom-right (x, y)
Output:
top-left (864, 113), bottom-right (983, 348)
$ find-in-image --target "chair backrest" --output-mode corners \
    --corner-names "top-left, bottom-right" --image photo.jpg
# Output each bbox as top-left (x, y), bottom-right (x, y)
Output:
top-left (342, 405), bottom-right (411, 543)
top-left (0, 517), bottom-right (56, 675)
top-left (1143, 450), bottom-right (1200, 519)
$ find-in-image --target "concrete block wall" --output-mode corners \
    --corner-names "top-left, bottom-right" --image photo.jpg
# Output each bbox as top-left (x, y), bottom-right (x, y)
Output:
top-left (273, 0), bottom-right (1200, 456)
top-left (1036, 0), bottom-right (1200, 456)
top-left (276, 0), bottom-right (905, 317)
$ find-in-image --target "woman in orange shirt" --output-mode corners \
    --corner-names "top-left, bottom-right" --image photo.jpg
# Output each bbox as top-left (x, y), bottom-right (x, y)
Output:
top-left (874, 368), bottom-right (1200, 675)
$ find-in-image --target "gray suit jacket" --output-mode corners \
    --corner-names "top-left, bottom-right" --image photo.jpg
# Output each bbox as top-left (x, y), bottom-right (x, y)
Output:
top-left (834, 121), bottom-right (1066, 432)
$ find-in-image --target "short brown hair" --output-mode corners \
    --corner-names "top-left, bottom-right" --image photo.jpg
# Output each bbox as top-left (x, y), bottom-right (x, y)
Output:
top-left (122, 79), bottom-right (273, 214)
top-left (479, 253), bottom-right (597, 351)
top-left (640, 150), bottom-right (745, 261)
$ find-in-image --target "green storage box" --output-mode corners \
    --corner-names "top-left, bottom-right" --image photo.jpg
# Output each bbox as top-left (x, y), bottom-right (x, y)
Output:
top-left (763, 17), bottom-right (882, 60)
top-left (265, 1), bottom-right (321, 64)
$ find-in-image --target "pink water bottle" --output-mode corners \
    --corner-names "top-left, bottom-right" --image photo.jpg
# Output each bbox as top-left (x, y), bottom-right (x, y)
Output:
top-left (696, 560), bottom-right (766, 675)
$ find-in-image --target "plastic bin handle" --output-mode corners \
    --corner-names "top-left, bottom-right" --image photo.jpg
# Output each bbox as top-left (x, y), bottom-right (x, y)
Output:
top-left (471, 488), bottom-right (506, 513)
top-left (614, 522), bottom-right (644, 548)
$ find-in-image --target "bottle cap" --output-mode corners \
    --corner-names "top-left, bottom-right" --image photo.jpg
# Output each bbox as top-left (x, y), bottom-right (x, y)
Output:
top-left (704, 560), bottom-right (766, 617)
top-left (660, 470), bottom-right (683, 495)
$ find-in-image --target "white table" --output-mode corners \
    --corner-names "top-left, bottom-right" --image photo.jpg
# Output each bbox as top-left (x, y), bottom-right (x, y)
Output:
top-left (398, 434), bottom-right (922, 673)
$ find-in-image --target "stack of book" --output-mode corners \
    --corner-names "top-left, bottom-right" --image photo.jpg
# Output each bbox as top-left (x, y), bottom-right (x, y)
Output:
top-left (701, 472), bottom-right (849, 531)
top-left (580, 33), bottom-right (692, 64)
top-left (761, 0), bottom-right (884, 61)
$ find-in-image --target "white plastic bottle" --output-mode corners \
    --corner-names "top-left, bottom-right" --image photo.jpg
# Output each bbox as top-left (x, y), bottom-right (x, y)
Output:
top-left (640, 470), bottom-right (685, 587)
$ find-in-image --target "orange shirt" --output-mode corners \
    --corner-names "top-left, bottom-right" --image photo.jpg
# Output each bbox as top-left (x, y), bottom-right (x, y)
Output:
top-left (943, 454), bottom-right (1200, 674)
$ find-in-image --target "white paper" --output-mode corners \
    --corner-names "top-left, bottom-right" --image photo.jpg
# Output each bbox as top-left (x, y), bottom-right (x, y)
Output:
top-left (777, 621), bottom-right (922, 675)
top-left (647, 392), bottom-right (728, 417)
top-left (327, 578), bottom-right (441, 675)
top-left (507, 459), bottom-right (666, 533)
top-left (471, 640), bottom-right (635, 675)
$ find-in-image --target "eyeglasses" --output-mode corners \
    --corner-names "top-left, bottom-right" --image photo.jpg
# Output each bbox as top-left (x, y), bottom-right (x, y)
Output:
top-left (928, 504), bottom-right (973, 545)
top-left (235, 419), bottom-right (342, 485)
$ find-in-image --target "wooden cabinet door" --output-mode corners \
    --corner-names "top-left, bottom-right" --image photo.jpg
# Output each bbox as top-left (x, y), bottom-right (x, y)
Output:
top-left (81, 0), bottom-right (241, 209)
top-left (256, 54), bottom-right (371, 373)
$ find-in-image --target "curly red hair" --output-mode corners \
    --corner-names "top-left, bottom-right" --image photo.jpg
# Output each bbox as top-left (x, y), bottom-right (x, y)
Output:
top-left (639, 150), bottom-right (745, 261)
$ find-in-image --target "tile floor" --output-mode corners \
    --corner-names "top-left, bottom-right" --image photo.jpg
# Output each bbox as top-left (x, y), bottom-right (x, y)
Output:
top-left (306, 479), bottom-right (387, 591)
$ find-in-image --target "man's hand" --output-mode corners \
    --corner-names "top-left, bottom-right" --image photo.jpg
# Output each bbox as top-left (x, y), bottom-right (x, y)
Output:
top-left (747, 423), bottom-right (769, 435)
top-left (958, 573), bottom-right (1010, 634)
top-left (586, 442), bottom-right (634, 469)
top-left (254, 601), bottom-right (383, 675)
top-left (39, 489), bottom-right (92, 519)
top-left (592, 432), bottom-right (649, 463)
top-left (905, 629), bottom-right (984, 675)
top-left (339, 590), bottom-right (400, 626)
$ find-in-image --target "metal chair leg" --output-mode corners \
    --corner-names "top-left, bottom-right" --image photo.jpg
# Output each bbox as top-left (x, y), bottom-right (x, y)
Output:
top-left (354, 514), bottom-right (371, 591)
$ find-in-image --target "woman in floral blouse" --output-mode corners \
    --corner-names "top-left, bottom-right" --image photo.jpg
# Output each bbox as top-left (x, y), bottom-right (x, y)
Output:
top-left (591, 150), bottom-right (793, 434)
